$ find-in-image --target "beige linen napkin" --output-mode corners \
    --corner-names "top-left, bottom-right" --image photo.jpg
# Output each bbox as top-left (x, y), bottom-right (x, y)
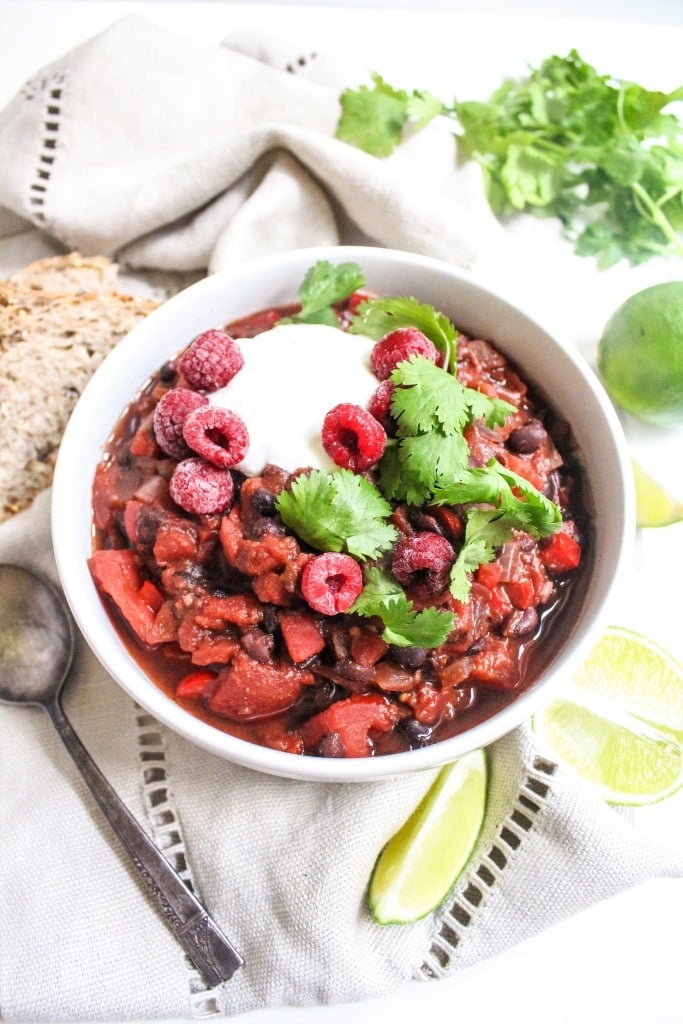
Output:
top-left (1, 17), bottom-right (682, 1023)
top-left (0, 14), bottom-right (502, 274)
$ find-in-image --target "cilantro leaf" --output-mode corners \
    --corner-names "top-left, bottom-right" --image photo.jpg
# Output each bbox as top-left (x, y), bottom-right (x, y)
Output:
top-left (449, 509), bottom-right (518, 602)
top-left (337, 74), bottom-right (445, 158)
top-left (389, 355), bottom-right (514, 434)
top-left (432, 461), bottom-right (563, 538)
top-left (337, 74), bottom-right (410, 158)
top-left (281, 260), bottom-right (365, 327)
top-left (350, 296), bottom-right (458, 373)
top-left (275, 469), bottom-right (396, 560)
top-left (350, 567), bottom-right (455, 648)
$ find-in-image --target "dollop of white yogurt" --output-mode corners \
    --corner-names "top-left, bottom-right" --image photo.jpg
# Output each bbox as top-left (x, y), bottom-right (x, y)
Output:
top-left (209, 322), bottom-right (378, 476)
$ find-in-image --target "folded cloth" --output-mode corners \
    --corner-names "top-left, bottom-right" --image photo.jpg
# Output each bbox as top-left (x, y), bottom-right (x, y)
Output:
top-left (0, 17), bottom-right (682, 1024)
top-left (0, 491), bottom-right (681, 1024)
top-left (0, 14), bottom-right (503, 274)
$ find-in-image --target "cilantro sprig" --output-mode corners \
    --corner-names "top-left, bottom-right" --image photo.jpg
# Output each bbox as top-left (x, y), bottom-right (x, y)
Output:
top-left (336, 51), bottom-right (683, 267)
top-left (434, 466), bottom-right (563, 602)
top-left (350, 567), bottom-right (455, 648)
top-left (275, 469), bottom-right (396, 560)
top-left (377, 355), bottom-right (515, 506)
top-left (279, 260), bottom-right (366, 327)
top-left (350, 294), bottom-right (459, 372)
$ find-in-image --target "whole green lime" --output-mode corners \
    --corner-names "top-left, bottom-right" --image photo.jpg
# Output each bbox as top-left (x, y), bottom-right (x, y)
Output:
top-left (597, 281), bottom-right (683, 428)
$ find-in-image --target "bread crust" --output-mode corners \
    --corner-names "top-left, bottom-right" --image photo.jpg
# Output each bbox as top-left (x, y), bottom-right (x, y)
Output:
top-left (0, 254), bottom-right (158, 521)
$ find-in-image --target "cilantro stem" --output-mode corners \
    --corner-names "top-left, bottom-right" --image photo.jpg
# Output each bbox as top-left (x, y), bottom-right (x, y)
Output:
top-left (630, 182), bottom-right (683, 259)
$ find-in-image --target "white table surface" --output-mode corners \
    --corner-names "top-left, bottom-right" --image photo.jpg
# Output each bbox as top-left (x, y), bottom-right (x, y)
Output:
top-left (1, 3), bottom-right (682, 1023)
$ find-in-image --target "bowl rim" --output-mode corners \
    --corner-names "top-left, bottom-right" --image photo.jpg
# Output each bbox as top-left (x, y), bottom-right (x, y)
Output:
top-left (51, 245), bottom-right (636, 782)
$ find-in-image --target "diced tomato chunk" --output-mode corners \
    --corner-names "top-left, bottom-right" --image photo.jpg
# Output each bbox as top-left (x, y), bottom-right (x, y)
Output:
top-left (476, 562), bottom-right (503, 589)
top-left (349, 627), bottom-right (389, 667)
top-left (540, 530), bottom-right (582, 573)
top-left (504, 578), bottom-right (536, 610)
top-left (89, 548), bottom-right (168, 646)
top-left (195, 593), bottom-right (263, 629)
top-left (176, 669), bottom-right (217, 699)
top-left (278, 610), bottom-right (326, 663)
top-left (138, 579), bottom-right (164, 614)
top-left (208, 650), bottom-right (314, 721)
top-left (468, 637), bottom-right (521, 690)
top-left (153, 520), bottom-right (197, 565)
top-left (298, 693), bottom-right (400, 757)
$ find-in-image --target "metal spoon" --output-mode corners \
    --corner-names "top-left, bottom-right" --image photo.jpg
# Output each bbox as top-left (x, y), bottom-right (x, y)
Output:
top-left (0, 563), bottom-right (243, 987)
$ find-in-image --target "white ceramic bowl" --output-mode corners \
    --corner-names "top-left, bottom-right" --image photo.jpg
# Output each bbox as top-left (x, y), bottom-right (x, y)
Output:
top-left (52, 246), bottom-right (635, 781)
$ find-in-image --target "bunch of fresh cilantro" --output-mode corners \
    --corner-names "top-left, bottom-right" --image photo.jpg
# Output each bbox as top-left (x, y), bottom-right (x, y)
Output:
top-left (336, 50), bottom-right (683, 267)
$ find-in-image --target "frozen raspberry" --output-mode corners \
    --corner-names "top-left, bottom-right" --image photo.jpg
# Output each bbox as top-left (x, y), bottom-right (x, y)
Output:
top-left (370, 328), bottom-right (439, 380)
top-left (367, 380), bottom-right (396, 434)
top-left (301, 553), bottom-right (363, 615)
top-left (153, 388), bottom-right (209, 460)
top-left (391, 531), bottom-right (455, 601)
top-left (178, 328), bottom-right (244, 392)
top-left (182, 406), bottom-right (249, 468)
top-left (321, 403), bottom-right (387, 472)
top-left (169, 457), bottom-right (235, 514)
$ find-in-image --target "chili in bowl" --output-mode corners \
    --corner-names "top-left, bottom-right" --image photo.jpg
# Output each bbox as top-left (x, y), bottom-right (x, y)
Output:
top-left (51, 246), bottom-right (634, 781)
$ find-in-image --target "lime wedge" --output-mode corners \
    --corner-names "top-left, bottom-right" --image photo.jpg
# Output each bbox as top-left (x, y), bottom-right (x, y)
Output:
top-left (533, 626), bottom-right (683, 805)
top-left (633, 460), bottom-right (683, 528)
top-left (368, 748), bottom-right (487, 925)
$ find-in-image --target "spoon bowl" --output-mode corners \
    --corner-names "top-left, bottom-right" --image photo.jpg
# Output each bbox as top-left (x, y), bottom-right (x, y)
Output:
top-left (0, 564), bottom-right (74, 706)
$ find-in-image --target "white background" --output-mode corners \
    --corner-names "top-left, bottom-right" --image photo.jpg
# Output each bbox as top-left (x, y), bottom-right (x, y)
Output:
top-left (1, 3), bottom-right (682, 1023)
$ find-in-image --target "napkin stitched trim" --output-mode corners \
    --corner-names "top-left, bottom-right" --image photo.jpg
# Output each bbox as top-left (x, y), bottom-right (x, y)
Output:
top-left (21, 70), bottom-right (66, 234)
top-left (416, 753), bottom-right (557, 980)
top-left (134, 706), bottom-right (224, 1018)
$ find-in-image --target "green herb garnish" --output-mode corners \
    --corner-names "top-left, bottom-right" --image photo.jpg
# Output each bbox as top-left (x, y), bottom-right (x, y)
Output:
top-left (377, 355), bottom-right (516, 506)
top-left (350, 294), bottom-right (459, 373)
top-left (279, 260), bottom-right (366, 326)
top-left (275, 468), bottom-right (396, 560)
top-left (350, 566), bottom-right (455, 648)
top-left (336, 51), bottom-right (683, 266)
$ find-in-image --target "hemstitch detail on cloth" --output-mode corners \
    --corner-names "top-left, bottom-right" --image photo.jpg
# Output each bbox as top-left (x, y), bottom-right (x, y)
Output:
top-left (21, 72), bottom-right (66, 229)
top-left (416, 754), bottom-right (557, 979)
top-left (133, 706), bottom-right (224, 1018)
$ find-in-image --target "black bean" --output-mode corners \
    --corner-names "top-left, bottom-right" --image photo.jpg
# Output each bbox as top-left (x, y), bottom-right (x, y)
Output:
top-left (240, 627), bottom-right (275, 662)
top-left (388, 644), bottom-right (427, 669)
top-left (508, 419), bottom-right (548, 454)
top-left (334, 658), bottom-right (375, 683)
top-left (251, 487), bottom-right (277, 516)
top-left (261, 605), bottom-right (279, 635)
top-left (503, 607), bottom-right (539, 638)
top-left (401, 718), bottom-right (433, 748)
top-left (158, 361), bottom-right (177, 384)
top-left (251, 516), bottom-right (286, 538)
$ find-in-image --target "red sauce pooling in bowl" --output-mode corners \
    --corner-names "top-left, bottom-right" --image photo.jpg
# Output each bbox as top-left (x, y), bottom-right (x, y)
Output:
top-left (89, 296), bottom-right (588, 758)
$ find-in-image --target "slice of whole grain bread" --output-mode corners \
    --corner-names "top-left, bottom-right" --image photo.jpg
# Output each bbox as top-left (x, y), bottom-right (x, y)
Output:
top-left (0, 254), bottom-right (158, 522)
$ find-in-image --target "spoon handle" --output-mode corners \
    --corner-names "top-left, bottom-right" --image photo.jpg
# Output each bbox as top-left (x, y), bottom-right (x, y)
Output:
top-left (45, 696), bottom-right (244, 987)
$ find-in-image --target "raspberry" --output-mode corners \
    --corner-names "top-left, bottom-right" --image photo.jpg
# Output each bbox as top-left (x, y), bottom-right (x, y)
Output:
top-left (391, 531), bottom-right (455, 601)
top-left (182, 406), bottom-right (249, 468)
top-left (169, 457), bottom-right (235, 514)
top-left (301, 552), bottom-right (363, 615)
top-left (321, 403), bottom-right (387, 472)
top-left (370, 328), bottom-right (439, 380)
top-left (178, 328), bottom-right (244, 392)
top-left (367, 380), bottom-right (396, 434)
top-left (153, 388), bottom-right (208, 459)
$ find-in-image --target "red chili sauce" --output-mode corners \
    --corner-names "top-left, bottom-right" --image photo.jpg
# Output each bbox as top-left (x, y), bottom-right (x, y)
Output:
top-left (90, 296), bottom-right (589, 759)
